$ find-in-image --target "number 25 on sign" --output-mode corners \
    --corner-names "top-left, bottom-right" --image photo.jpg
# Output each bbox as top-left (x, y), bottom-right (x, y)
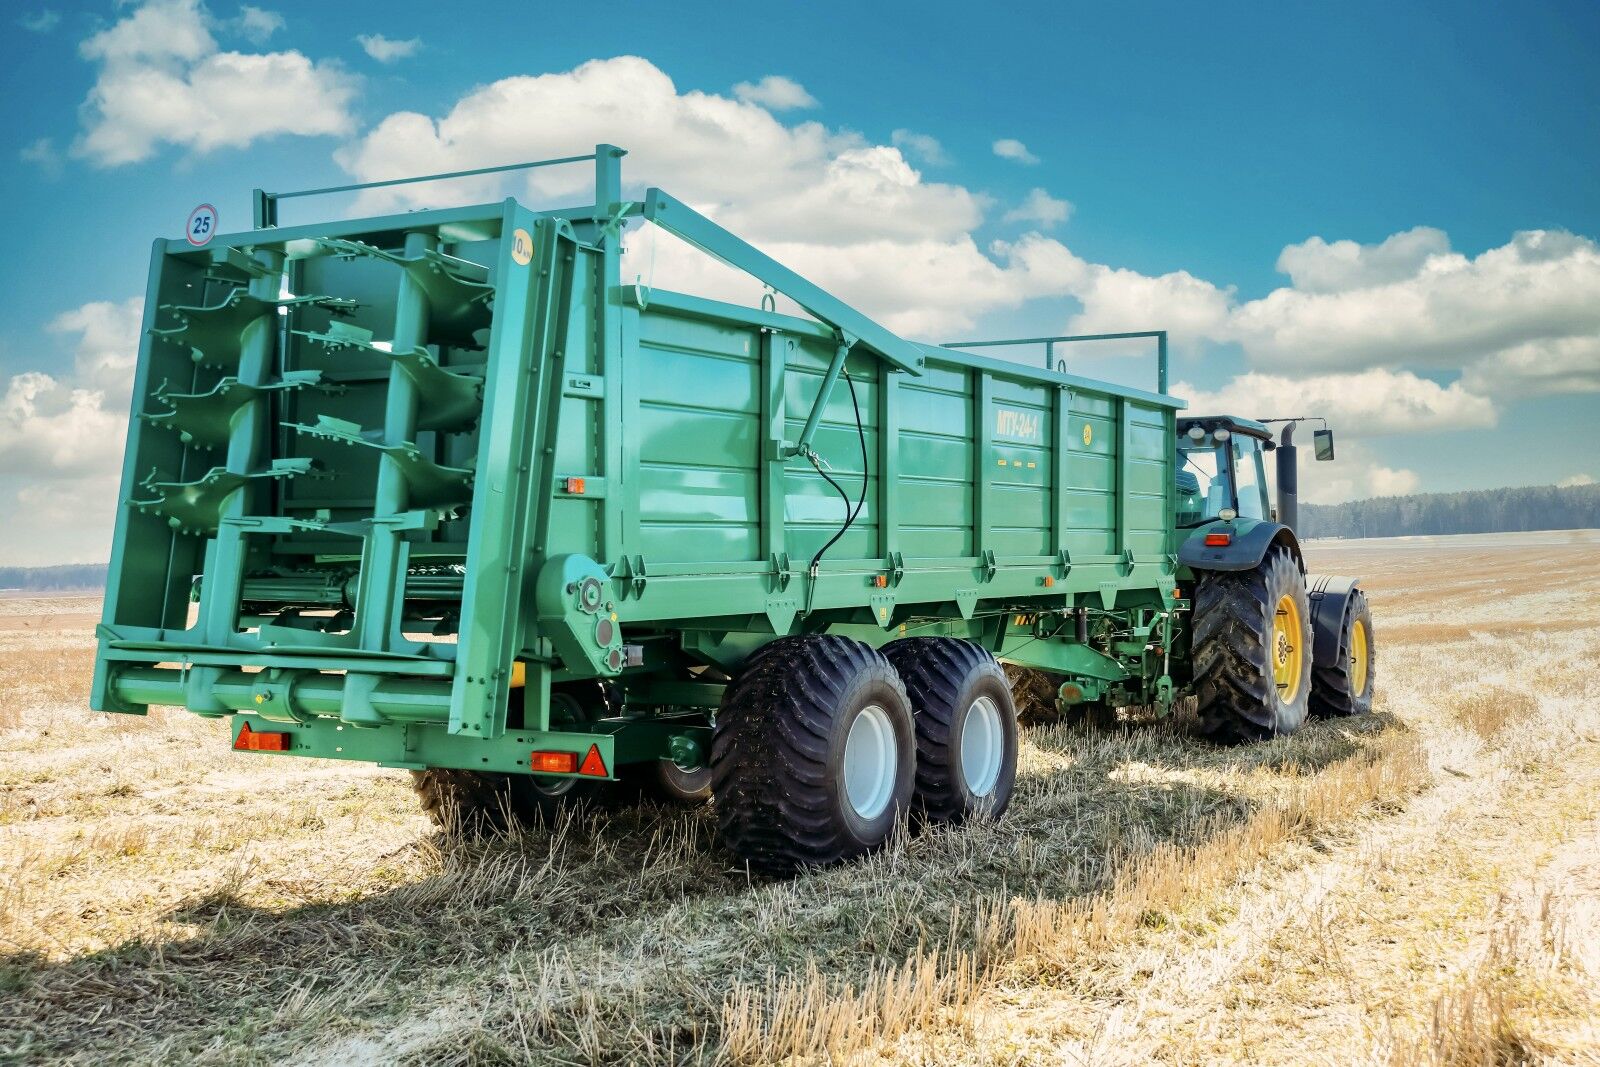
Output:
top-left (185, 204), bottom-right (218, 247)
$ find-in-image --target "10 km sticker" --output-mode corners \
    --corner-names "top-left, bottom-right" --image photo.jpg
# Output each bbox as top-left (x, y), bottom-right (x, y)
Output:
top-left (185, 203), bottom-right (218, 246)
top-left (511, 227), bottom-right (534, 265)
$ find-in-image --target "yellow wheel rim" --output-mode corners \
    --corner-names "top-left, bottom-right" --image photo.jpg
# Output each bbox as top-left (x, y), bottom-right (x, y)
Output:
top-left (1349, 618), bottom-right (1370, 696)
top-left (1272, 594), bottom-right (1304, 702)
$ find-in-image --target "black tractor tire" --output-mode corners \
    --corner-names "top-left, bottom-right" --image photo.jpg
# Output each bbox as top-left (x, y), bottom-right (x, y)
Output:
top-left (712, 635), bottom-right (915, 875)
top-left (1310, 589), bottom-right (1376, 717)
top-left (1191, 544), bottom-right (1313, 743)
top-left (410, 768), bottom-right (615, 834)
top-left (885, 638), bottom-right (1019, 824)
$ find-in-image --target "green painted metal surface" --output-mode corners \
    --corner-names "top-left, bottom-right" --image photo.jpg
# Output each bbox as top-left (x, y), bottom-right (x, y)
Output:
top-left (92, 145), bottom-right (1192, 777)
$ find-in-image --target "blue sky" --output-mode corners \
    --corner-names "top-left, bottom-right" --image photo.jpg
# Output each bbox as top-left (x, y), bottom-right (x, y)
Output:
top-left (2, 0), bottom-right (1597, 564)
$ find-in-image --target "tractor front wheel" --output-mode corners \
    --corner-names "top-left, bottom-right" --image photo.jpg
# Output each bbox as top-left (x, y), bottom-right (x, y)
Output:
top-left (1192, 544), bottom-right (1313, 743)
top-left (712, 635), bottom-right (915, 874)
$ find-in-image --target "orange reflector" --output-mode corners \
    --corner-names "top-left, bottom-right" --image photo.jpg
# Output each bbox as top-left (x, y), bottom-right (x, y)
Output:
top-left (1204, 532), bottom-right (1232, 546)
top-left (509, 661), bottom-right (527, 689)
top-left (234, 722), bottom-right (289, 752)
top-left (1042, 575), bottom-right (1055, 587)
top-left (565, 476), bottom-right (586, 494)
top-left (530, 750), bottom-right (579, 774)
top-left (578, 744), bottom-right (608, 778)
top-left (872, 574), bottom-right (888, 588)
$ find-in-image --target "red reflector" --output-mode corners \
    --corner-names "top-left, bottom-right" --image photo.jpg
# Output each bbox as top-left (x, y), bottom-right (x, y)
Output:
top-left (1204, 532), bottom-right (1232, 546)
top-left (565, 476), bottom-right (586, 495)
top-left (531, 750), bottom-right (579, 774)
top-left (234, 723), bottom-right (289, 752)
top-left (578, 744), bottom-right (608, 778)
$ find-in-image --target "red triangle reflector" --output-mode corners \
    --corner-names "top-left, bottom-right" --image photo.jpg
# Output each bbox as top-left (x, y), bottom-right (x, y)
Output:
top-left (234, 722), bottom-right (256, 750)
top-left (578, 743), bottom-right (607, 778)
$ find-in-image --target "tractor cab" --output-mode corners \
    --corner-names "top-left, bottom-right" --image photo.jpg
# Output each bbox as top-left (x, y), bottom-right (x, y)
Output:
top-left (1175, 416), bottom-right (1275, 526)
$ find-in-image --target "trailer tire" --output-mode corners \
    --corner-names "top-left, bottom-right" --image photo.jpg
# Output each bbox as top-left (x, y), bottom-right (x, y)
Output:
top-left (886, 638), bottom-right (1018, 824)
top-left (1310, 589), bottom-right (1375, 717)
top-left (644, 759), bottom-right (712, 805)
top-left (410, 769), bottom-right (614, 834)
top-left (1004, 664), bottom-right (1065, 725)
top-left (1192, 544), bottom-right (1312, 743)
top-left (712, 635), bottom-right (915, 874)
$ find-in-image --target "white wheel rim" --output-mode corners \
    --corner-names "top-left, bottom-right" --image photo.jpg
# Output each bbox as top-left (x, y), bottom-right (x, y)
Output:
top-left (961, 695), bottom-right (1004, 797)
top-left (843, 704), bottom-right (897, 820)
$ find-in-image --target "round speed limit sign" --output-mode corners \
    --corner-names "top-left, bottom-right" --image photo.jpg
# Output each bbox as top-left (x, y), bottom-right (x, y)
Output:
top-left (185, 203), bottom-right (218, 246)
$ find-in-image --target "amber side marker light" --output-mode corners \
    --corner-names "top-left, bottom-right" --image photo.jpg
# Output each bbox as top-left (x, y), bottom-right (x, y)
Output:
top-left (234, 723), bottom-right (290, 752)
top-left (531, 751), bottom-right (579, 774)
top-left (1204, 532), bottom-right (1232, 546)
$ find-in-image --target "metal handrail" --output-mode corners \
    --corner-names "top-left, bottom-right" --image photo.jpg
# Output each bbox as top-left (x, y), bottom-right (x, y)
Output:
top-left (943, 330), bottom-right (1169, 394)
top-left (252, 149), bottom-right (622, 228)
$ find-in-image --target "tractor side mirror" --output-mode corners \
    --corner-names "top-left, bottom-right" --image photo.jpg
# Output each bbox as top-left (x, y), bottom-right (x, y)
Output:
top-left (1313, 429), bottom-right (1335, 461)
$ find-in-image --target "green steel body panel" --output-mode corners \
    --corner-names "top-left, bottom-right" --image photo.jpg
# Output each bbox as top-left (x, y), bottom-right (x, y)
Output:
top-left (93, 146), bottom-right (1191, 777)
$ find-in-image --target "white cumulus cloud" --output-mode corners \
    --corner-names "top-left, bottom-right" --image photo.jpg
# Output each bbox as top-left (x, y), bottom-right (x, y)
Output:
top-left (992, 138), bottom-right (1039, 164)
top-left (1002, 188), bottom-right (1072, 228)
top-left (233, 5), bottom-right (283, 43)
top-left (1172, 369), bottom-right (1496, 436)
top-left (1557, 474), bottom-right (1595, 488)
top-left (732, 74), bottom-right (817, 110)
top-left (1275, 226), bottom-right (1451, 294)
top-left (335, 56), bottom-right (1031, 335)
top-left (73, 0), bottom-right (357, 166)
top-left (0, 299), bottom-right (142, 479)
top-left (357, 32), bottom-right (420, 63)
top-left (891, 129), bottom-right (948, 166)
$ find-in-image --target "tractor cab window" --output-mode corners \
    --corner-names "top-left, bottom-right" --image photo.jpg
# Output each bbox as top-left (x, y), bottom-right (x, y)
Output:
top-left (1232, 437), bottom-right (1268, 519)
top-left (1176, 442), bottom-right (1230, 526)
top-left (1176, 427), bottom-right (1272, 525)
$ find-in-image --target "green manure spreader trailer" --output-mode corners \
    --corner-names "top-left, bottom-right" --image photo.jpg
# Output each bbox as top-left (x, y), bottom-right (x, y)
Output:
top-left (93, 146), bottom-right (1376, 874)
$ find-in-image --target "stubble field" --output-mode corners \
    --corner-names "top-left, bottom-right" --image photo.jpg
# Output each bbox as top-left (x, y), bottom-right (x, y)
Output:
top-left (2, 530), bottom-right (1598, 1065)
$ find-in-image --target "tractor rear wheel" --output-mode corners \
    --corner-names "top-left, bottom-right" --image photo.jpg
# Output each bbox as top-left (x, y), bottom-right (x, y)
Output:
top-left (886, 638), bottom-right (1018, 824)
top-left (712, 635), bottom-right (915, 874)
top-left (1310, 589), bottom-right (1376, 717)
top-left (1192, 544), bottom-right (1312, 743)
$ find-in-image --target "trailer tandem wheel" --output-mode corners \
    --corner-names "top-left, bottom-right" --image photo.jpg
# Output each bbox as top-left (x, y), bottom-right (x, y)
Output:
top-left (1192, 544), bottom-right (1313, 743)
top-left (1310, 588), bottom-right (1376, 717)
top-left (410, 768), bottom-right (616, 834)
top-left (711, 635), bottom-right (915, 874)
top-left (412, 684), bottom-right (619, 833)
top-left (886, 638), bottom-right (1019, 824)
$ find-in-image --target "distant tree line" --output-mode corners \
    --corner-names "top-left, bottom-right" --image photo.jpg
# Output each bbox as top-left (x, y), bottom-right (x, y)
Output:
top-left (0, 563), bottom-right (109, 592)
top-left (1299, 483), bottom-right (1600, 540)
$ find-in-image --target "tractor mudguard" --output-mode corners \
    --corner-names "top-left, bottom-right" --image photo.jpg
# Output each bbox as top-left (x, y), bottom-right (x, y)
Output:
top-left (1306, 574), bottom-right (1362, 668)
top-left (1178, 518), bottom-right (1303, 574)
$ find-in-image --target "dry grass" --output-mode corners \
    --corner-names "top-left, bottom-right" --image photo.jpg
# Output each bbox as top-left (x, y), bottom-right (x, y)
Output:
top-left (1, 530), bottom-right (1598, 1065)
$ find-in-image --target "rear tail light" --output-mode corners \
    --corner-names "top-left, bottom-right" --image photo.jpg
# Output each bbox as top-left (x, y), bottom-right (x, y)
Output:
top-left (531, 751), bottom-right (579, 774)
top-left (1204, 532), bottom-right (1232, 546)
top-left (234, 723), bottom-right (290, 752)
